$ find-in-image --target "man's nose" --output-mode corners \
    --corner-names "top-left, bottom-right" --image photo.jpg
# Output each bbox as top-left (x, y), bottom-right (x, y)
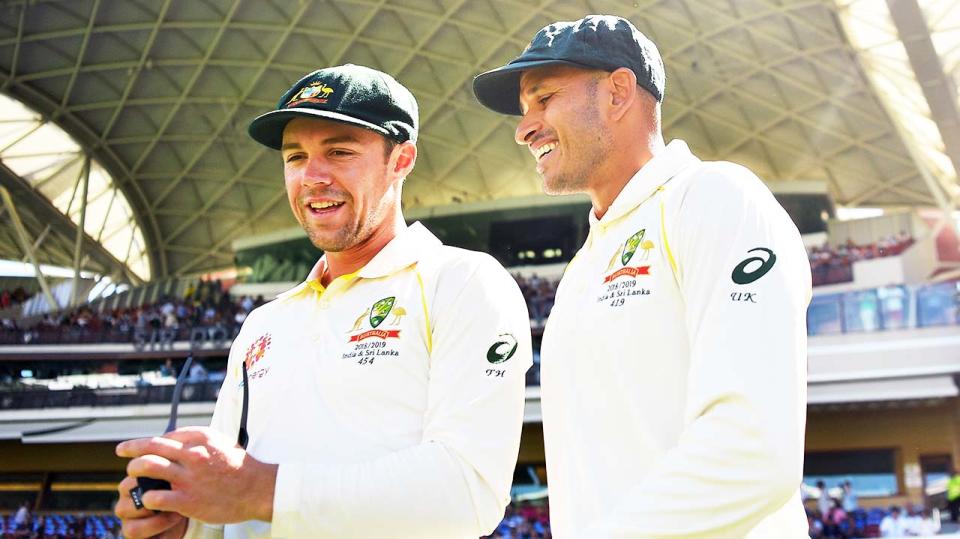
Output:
top-left (302, 158), bottom-right (333, 186)
top-left (515, 112), bottom-right (540, 146)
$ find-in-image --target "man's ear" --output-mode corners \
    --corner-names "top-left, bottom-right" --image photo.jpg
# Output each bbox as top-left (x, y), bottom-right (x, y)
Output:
top-left (606, 67), bottom-right (638, 122)
top-left (392, 141), bottom-right (417, 178)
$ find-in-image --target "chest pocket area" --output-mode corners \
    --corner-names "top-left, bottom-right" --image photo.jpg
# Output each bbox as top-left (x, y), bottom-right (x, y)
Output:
top-left (592, 219), bottom-right (687, 349)
top-left (593, 226), bottom-right (660, 308)
top-left (324, 280), bottom-right (433, 414)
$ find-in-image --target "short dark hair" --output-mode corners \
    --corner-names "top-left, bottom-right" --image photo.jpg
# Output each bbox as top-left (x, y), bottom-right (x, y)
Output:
top-left (383, 137), bottom-right (397, 161)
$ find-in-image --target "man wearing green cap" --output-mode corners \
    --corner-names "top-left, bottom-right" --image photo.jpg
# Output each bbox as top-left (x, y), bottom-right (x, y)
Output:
top-left (474, 15), bottom-right (811, 538)
top-left (115, 64), bottom-right (532, 538)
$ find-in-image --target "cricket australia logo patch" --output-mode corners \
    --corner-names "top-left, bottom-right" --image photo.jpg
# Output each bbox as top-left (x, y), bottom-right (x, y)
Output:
top-left (598, 229), bottom-right (654, 307)
top-left (604, 229), bottom-right (654, 283)
top-left (369, 296), bottom-right (395, 328)
top-left (347, 296), bottom-right (405, 342)
top-left (343, 296), bottom-right (405, 365)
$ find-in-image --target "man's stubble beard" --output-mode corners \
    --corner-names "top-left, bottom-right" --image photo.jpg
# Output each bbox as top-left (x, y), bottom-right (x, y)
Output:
top-left (541, 79), bottom-right (610, 196)
top-left (305, 220), bottom-right (357, 253)
top-left (302, 165), bottom-right (392, 253)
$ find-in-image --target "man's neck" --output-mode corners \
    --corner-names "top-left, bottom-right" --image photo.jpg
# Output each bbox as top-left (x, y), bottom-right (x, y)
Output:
top-left (320, 214), bottom-right (406, 286)
top-left (590, 137), bottom-right (664, 220)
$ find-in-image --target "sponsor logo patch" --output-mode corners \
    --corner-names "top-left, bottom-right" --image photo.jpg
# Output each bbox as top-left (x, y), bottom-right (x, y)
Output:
top-left (486, 334), bottom-right (518, 364)
top-left (731, 247), bottom-right (776, 285)
top-left (244, 333), bottom-right (272, 369)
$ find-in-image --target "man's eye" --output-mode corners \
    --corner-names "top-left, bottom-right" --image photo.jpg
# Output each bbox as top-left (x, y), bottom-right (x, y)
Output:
top-left (330, 149), bottom-right (354, 157)
top-left (284, 154), bottom-right (304, 163)
top-left (538, 94), bottom-right (553, 105)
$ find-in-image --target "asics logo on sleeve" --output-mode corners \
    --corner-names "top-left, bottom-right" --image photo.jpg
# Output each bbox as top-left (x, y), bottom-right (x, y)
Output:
top-left (487, 334), bottom-right (518, 364)
top-left (731, 247), bottom-right (776, 285)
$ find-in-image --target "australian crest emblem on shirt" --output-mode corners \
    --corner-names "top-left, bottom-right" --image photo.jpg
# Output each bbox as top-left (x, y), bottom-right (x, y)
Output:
top-left (369, 296), bottom-right (395, 328)
top-left (347, 296), bottom-right (405, 343)
top-left (622, 229), bottom-right (644, 265)
top-left (604, 229), bottom-right (653, 283)
top-left (344, 296), bottom-right (406, 365)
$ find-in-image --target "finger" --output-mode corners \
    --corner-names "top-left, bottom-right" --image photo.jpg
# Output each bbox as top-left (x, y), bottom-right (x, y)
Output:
top-left (164, 426), bottom-right (216, 446)
top-left (118, 475), bottom-right (137, 494)
top-left (120, 511), bottom-right (184, 539)
top-left (117, 436), bottom-right (186, 459)
top-left (141, 487), bottom-right (189, 514)
top-left (116, 476), bottom-right (155, 520)
top-left (127, 454), bottom-right (183, 484)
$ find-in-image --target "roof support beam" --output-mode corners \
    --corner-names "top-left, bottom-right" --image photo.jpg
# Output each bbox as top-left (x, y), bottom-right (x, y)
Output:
top-left (71, 155), bottom-right (91, 307)
top-left (0, 162), bottom-right (141, 286)
top-left (0, 185), bottom-right (58, 311)
top-left (835, 1), bottom-right (953, 214)
top-left (888, 0), bottom-right (960, 183)
top-left (886, 0), bottom-right (960, 239)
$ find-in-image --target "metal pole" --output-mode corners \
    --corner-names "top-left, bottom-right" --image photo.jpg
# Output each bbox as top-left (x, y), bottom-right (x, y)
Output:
top-left (0, 185), bottom-right (58, 310)
top-left (30, 224), bottom-right (52, 253)
top-left (72, 154), bottom-right (91, 306)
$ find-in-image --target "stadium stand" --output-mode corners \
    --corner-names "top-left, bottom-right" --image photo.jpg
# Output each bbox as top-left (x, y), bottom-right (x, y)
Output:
top-left (1, 276), bottom-right (958, 399)
top-left (0, 288), bottom-right (31, 310)
top-left (0, 280), bottom-right (264, 347)
top-left (809, 234), bottom-right (916, 287)
top-left (0, 513), bottom-right (121, 538)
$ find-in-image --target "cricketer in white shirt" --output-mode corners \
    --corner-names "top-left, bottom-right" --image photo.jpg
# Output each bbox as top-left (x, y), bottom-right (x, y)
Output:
top-left (539, 139), bottom-right (812, 538)
top-left (186, 222), bottom-right (532, 538)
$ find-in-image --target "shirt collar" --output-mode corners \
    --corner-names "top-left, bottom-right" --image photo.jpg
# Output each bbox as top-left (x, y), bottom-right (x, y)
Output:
top-left (589, 139), bottom-right (700, 228)
top-left (356, 221), bottom-right (441, 278)
top-left (276, 221), bottom-right (441, 301)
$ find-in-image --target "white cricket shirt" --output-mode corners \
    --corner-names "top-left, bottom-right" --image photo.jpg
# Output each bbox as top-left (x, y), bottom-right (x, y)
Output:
top-left (185, 222), bottom-right (531, 538)
top-left (540, 140), bottom-right (811, 538)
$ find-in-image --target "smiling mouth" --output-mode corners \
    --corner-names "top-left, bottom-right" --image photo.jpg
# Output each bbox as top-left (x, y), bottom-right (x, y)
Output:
top-left (306, 201), bottom-right (344, 214)
top-left (533, 142), bottom-right (557, 162)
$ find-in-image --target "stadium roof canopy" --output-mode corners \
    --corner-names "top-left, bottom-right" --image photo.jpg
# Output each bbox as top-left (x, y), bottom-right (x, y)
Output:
top-left (0, 0), bottom-right (959, 281)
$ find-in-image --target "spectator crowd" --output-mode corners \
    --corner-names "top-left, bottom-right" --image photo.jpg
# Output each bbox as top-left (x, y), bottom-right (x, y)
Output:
top-left (513, 274), bottom-right (558, 328)
top-left (809, 233), bottom-right (915, 287)
top-left (0, 287), bottom-right (32, 310)
top-left (0, 231), bottom-right (921, 345)
top-left (0, 279), bottom-right (265, 347)
top-left (806, 480), bottom-right (942, 537)
top-left (3, 502), bottom-right (120, 538)
top-left (486, 501), bottom-right (551, 539)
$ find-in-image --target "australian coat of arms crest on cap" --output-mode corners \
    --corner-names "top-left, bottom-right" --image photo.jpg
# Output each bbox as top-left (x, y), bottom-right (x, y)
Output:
top-left (286, 82), bottom-right (335, 107)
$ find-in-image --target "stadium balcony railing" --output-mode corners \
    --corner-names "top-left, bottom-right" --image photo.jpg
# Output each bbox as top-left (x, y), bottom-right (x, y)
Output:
top-left (0, 324), bottom-right (239, 347)
top-left (0, 379), bottom-right (221, 411)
